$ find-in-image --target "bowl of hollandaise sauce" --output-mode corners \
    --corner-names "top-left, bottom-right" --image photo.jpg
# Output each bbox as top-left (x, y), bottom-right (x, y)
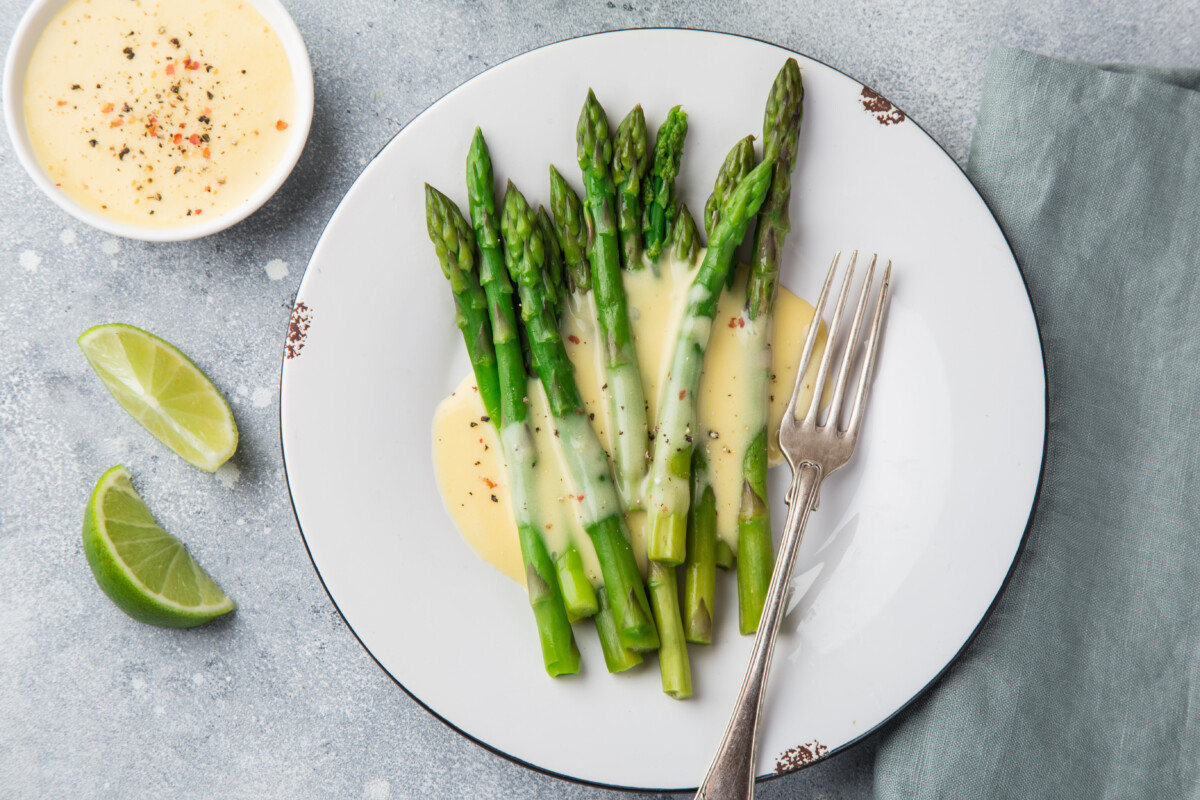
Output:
top-left (4, 0), bottom-right (314, 241)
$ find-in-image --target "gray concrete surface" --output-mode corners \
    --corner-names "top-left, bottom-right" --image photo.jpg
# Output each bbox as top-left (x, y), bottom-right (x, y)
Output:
top-left (2, 1), bottom-right (1196, 798)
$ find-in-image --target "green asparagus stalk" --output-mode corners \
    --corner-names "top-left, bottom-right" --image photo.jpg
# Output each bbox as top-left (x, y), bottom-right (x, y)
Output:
top-left (502, 179), bottom-right (659, 653)
top-left (611, 105), bottom-right (652, 270)
top-left (645, 148), bottom-right (775, 566)
top-left (736, 430), bottom-right (773, 634)
top-left (704, 134), bottom-right (756, 290)
top-left (642, 106), bottom-right (688, 262)
top-left (703, 136), bottom-right (757, 241)
top-left (425, 184), bottom-right (502, 424)
top-left (577, 90), bottom-right (650, 510)
top-left (555, 546), bottom-right (599, 618)
top-left (671, 203), bottom-right (700, 265)
top-left (647, 562), bottom-right (692, 698)
top-left (676, 207), bottom-right (710, 644)
top-left (427, 179), bottom-right (579, 677)
top-left (548, 165), bottom-right (591, 295)
top-left (595, 587), bottom-right (643, 672)
top-left (737, 58), bottom-right (805, 635)
top-left (683, 446), bottom-right (717, 644)
top-left (540, 197), bottom-right (602, 621)
top-left (716, 540), bottom-right (735, 570)
top-left (537, 205), bottom-right (565, 312)
top-left (544, 172), bottom-right (605, 622)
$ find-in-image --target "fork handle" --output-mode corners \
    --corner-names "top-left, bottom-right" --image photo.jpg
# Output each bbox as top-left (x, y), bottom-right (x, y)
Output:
top-left (694, 462), bottom-right (823, 800)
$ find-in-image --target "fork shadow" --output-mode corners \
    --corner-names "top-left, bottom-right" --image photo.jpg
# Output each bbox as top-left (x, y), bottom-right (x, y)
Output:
top-left (779, 511), bottom-right (860, 636)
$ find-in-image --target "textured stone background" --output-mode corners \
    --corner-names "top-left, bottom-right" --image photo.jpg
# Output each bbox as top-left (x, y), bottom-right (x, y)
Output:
top-left (2, 1), bottom-right (1197, 798)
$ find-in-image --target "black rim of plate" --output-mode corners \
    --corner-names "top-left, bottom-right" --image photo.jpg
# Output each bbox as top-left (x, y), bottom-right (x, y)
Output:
top-left (278, 27), bottom-right (1050, 794)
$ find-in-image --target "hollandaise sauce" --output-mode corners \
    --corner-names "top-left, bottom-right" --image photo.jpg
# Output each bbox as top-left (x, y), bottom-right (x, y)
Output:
top-left (433, 252), bottom-right (826, 586)
top-left (24, 0), bottom-right (295, 227)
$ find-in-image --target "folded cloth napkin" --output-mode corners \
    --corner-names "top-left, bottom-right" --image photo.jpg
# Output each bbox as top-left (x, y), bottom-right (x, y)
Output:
top-left (875, 47), bottom-right (1200, 799)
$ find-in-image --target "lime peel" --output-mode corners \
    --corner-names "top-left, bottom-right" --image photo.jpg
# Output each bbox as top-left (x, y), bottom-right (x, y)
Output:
top-left (78, 323), bottom-right (238, 472)
top-left (83, 465), bottom-right (236, 628)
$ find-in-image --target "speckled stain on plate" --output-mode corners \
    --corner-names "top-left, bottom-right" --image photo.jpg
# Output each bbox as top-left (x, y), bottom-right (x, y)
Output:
top-left (285, 302), bottom-right (312, 360)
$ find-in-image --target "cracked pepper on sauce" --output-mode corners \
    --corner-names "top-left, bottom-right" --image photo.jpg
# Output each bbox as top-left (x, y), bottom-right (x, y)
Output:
top-left (23, 0), bottom-right (295, 227)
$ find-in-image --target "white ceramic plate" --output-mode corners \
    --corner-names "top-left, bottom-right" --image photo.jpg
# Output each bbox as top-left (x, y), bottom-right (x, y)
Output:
top-left (281, 30), bottom-right (1045, 791)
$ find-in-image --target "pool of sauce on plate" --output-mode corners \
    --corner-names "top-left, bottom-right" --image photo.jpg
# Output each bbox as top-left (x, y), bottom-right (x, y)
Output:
top-left (24, 0), bottom-right (295, 227)
top-left (433, 252), bottom-right (828, 585)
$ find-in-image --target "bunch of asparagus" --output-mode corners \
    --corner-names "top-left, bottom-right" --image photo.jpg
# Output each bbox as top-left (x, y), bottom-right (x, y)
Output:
top-left (423, 58), bottom-right (804, 696)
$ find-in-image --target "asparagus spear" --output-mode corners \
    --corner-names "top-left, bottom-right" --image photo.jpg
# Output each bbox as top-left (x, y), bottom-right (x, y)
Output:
top-left (548, 165), bottom-right (591, 295)
top-left (737, 58), bottom-right (805, 635)
top-left (426, 180), bottom-right (579, 676)
top-left (645, 147), bottom-right (775, 565)
top-left (424, 184), bottom-right (501, 424)
top-left (683, 446), bottom-right (717, 644)
top-left (576, 90), bottom-right (651, 510)
top-left (536, 205), bottom-right (565, 314)
top-left (611, 105), bottom-right (652, 271)
top-left (674, 202), bottom-right (713, 643)
top-left (595, 587), bottom-right (643, 672)
top-left (716, 539), bottom-right (735, 570)
top-left (704, 136), bottom-right (756, 241)
top-left (648, 562), bottom-right (691, 698)
top-left (642, 106), bottom-right (688, 262)
top-left (537, 200), bottom-right (600, 619)
top-left (671, 203), bottom-right (700, 265)
top-left (501, 180), bottom-right (660, 653)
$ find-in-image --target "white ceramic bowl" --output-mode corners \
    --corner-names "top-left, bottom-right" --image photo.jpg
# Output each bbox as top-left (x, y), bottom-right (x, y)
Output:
top-left (3, 0), bottom-right (314, 242)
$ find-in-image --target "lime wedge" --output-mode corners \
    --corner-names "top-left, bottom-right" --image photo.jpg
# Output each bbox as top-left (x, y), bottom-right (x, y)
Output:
top-left (78, 323), bottom-right (237, 472)
top-left (83, 465), bottom-right (236, 628)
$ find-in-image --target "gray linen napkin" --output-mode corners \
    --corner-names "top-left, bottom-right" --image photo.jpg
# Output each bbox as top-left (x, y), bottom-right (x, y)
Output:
top-left (874, 47), bottom-right (1200, 799)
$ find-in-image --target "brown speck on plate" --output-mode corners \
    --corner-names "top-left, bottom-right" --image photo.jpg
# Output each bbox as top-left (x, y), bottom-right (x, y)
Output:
top-left (286, 301), bottom-right (313, 359)
top-left (774, 740), bottom-right (830, 774)
top-left (860, 87), bottom-right (906, 126)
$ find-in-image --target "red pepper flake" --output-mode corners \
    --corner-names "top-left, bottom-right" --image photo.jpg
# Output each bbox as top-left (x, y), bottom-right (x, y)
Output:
top-left (188, 134), bottom-right (201, 146)
top-left (567, 334), bottom-right (581, 344)
top-left (482, 478), bottom-right (497, 489)
top-left (56, 100), bottom-right (67, 106)
top-left (194, 209), bottom-right (202, 215)
top-left (147, 125), bottom-right (158, 137)
top-left (101, 103), bottom-right (114, 113)
top-left (110, 119), bottom-right (123, 128)
top-left (172, 133), bottom-right (183, 145)
top-left (678, 389), bottom-right (687, 400)
top-left (187, 61), bottom-right (199, 71)
top-left (165, 63), bottom-right (175, 75)
top-left (202, 147), bottom-right (211, 159)
top-left (576, 495), bottom-right (584, 502)
top-left (275, 119), bottom-right (288, 131)
top-left (149, 116), bottom-right (157, 124)
top-left (739, 318), bottom-right (745, 328)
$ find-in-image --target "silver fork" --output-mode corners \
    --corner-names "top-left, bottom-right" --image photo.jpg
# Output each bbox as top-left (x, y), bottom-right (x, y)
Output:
top-left (695, 251), bottom-right (892, 800)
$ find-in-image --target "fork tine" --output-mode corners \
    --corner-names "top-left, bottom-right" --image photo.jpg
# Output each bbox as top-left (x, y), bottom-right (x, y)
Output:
top-left (803, 250), bottom-right (857, 426)
top-left (828, 254), bottom-right (877, 430)
top-left (783, 251), bottom-right (841, 427)
top-left (846, 260), bottom-right (892, 436)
